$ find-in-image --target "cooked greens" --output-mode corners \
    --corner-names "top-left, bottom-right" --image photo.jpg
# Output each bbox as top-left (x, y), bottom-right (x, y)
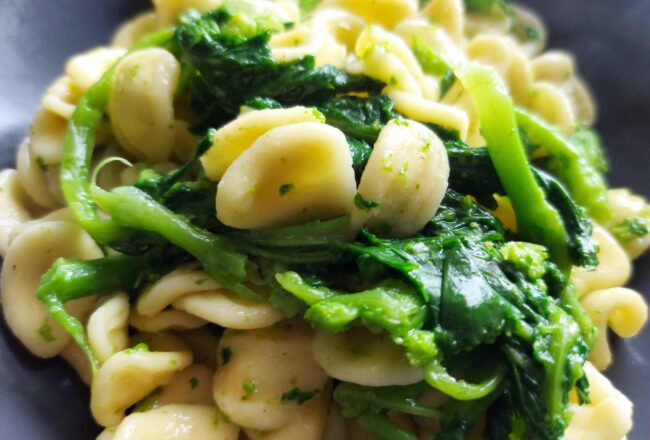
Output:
top-left (36, 4), bottom-right (611, 439)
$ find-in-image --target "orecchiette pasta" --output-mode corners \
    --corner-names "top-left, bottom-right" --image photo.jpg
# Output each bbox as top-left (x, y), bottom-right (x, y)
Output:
top-left (172, 289), bottom-right (285, 330)
top-left (136, 267), bottom-right (220, 317)
top-left (1, 221), bottom-right (102, 357)
top-left (200, 106), bottom-right (325, 181)
top-left (0, 170), bottom-right (32, 256)
top-left (66, 47), bottom-right (126, 93)
top-left (110, 404), bottom-right (239, 440)
top-left (319, 0), bottom-right (418, 29)
top-left (312, 327), bottom-right (423, 386)
top-left (571, 224), bottom-right (632, 297)
top-left (134, 363), bottom-right (215, 409)
top-left (91, 347), bottom-right (193, 427)
top-left (108, 48), bottom-right (180, 162)
top-left (87, 293), bottom-right (131, 364)
top-left (130, 309), bottom-right (208, 333)
top-left (2, 1), bottom-right (647, 439)
top-left (566, 362), bottom-right (633, 440)
top-left (213, 320), bottom-right (329, 431)
top-left (607, 188), bottom-right (650, 259)
top-left (351, 119), bottom-right (449, 237)
top-left (216, 122), bottom-right (356, 229)
top-left (580, 287), bottom-right (648, 371)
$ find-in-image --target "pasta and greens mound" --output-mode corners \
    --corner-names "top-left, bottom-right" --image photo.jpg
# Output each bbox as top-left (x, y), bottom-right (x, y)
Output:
top-left (0, 0), bottom-right (648, 439)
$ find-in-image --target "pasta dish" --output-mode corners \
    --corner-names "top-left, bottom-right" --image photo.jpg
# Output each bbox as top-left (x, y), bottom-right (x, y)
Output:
top-left (1, 0), bottom-right (648, 439)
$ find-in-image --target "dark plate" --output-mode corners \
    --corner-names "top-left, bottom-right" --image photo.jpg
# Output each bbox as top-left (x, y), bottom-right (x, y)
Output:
top-left (0, 0), bottom-right (648, 439)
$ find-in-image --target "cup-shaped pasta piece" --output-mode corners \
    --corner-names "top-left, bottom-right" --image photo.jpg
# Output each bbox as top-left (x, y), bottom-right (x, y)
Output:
top-left (312, 9), bottom-right (366, 51)
top-left (581, 287), bottom-right (648, 371)
top-left (571, 224), bottom-right (632, 297)
top-left (0, 170), bottom-right (32, 256)
top-left (527, 81), bottom-right (576, 134)
top-left (131, 331), bottom-right (193, 354)
top-left (388, 90), bottom-right (469, 140)
top-left (319, 0), bottom-right (417, 29)
top-left (566, 362), bottom-right (633, 440)
top-left (66, 47), bottom-right (126, 92)
top-left (201, 106), bottom-right (324, 181)
top-left (42, 76), bottom-right (81, 120)
top-left (134, 364), bottom-right (215, 410)
top-left (91, 347), bottom-right (193, 427)
top-left (271, 25), bottom-right (347, 67)
top-left (111, 404), bottom-right (239, 440)
top-left (16, 138), bottom-right (61, 210)
top-left (1, 221), bottom-right (102, 358)
top-left (112, 12), bottom-right (158, 49)
top-left (28, 108), bottom-right (68, 166)
top-left (355, 25), bottom-right (425, 96)
top-left (87, 293), bottom-right (130, 365)
top-left (213, 320), bottom-right (329, 431)
top-left (130, 309), bottom-right (207, 333)
top-left (216, 122), bottom-right (356, 229)
top-left (607, 188), bottom-right (650, 259)
top-left (136, 267), bottom-right (220, 317)
top-left (420, 0), bottom-right (464, 43)
top-left (108, 48), bottom-right (180, 162)
top-left (153, 0), bottom-right (225, 27)
top-left (312, 327), bottom-right (423, 386)
top-left (245, 383), bottom-right (332, 440)
top-left (351, 119), bottom-right (449, 238)
top-left (173, 289), bottom-right (284, 330)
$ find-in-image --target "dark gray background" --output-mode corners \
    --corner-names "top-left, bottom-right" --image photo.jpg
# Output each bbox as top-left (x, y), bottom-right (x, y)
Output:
top-left (0, 0), bottom-right (648, 438)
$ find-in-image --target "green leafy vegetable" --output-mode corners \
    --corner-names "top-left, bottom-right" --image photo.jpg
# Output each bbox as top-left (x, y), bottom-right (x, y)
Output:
top-left (611, 218), bottom-right (650, 242)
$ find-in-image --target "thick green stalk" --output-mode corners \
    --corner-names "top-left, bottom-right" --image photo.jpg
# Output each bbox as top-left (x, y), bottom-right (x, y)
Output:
top-left (515, 108), bottom-right (610, 222)
top-left (460, 65), bottom-right (570, 270)
top-left (423, 360), bottom-right (505, 401)
top-left (60, 29), bottom-right (174, 244)
top-left (92, 186), bottom-right (257, 300)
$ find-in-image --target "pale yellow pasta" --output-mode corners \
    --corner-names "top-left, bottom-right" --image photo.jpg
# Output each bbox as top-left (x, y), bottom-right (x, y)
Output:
top-left (527, 81), bottom-right (577, 134)
top-left (66, 47), bottom-right (126, 93)
top-left (311, 8), bottom-right (366, 51)
top-left (136, 267), bottom-right (220, 317)
top-left (351, 119), bottom-right (449, 237)
top-left (388, 90), bottom-right (469, 140)
top-left (312, 327), bottom-right (423, 386)
top-left (42, 76), bottom-right (80, 120)
top-left (108, 48), bottom-right (180, 162)
top-left (87, 293), bottom-right (131, 364)
top-left (571, 224), bottom-right (632, 297)
top-left (420, 0), bottom-right (464, 43)
top-left (394, 19), bottom-right (466, 68)
top-left (566, 362), bottom-right (633, 440)
top-left (581, 287), bottom-right (648, 371)
top-left (1, 221), bottom-right (102, 358)
top-left (216, 122), bottom-right (356, 229)
top-left (245, 383), bottom-right (331, 440)
top-left (96, 428), bottom-right (116, 440)
top-left (201, 106), bottom-right (324, 181)
top-left (111, 404), bottom-right (239, 440)
top-left (213, 320), bottom-right (329, 431)
top-left (130, 309), bottom-right (208, 333)
top-left (111, 12), bottom-right (158, 49)
top-left (16, 138), bottom-right (61, 210)
top-left (90, 347), bottom-right (193, 427)
top-left (355, 25), bottom-right (430, 98)
top-left (28, 108), bottom-right (67, 165)
top-left (173, 289), bottom-right (285, 329)
top-left (0, 170), bottom-right (32, 256)
top-left (153, 0), bottom-right (225, 27)
top-left (271, 25), bottom-right (347, 67)
top-left (131, 331), bottom-right (193, 354)
top-left (319, 0), bottom-right (417, 29)
top-left (61, 341), bottom-right (93, 386)
top-left (134, 364), bottom-right (215, 409)
top-left (607, 188), bottom-right (650, 259)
